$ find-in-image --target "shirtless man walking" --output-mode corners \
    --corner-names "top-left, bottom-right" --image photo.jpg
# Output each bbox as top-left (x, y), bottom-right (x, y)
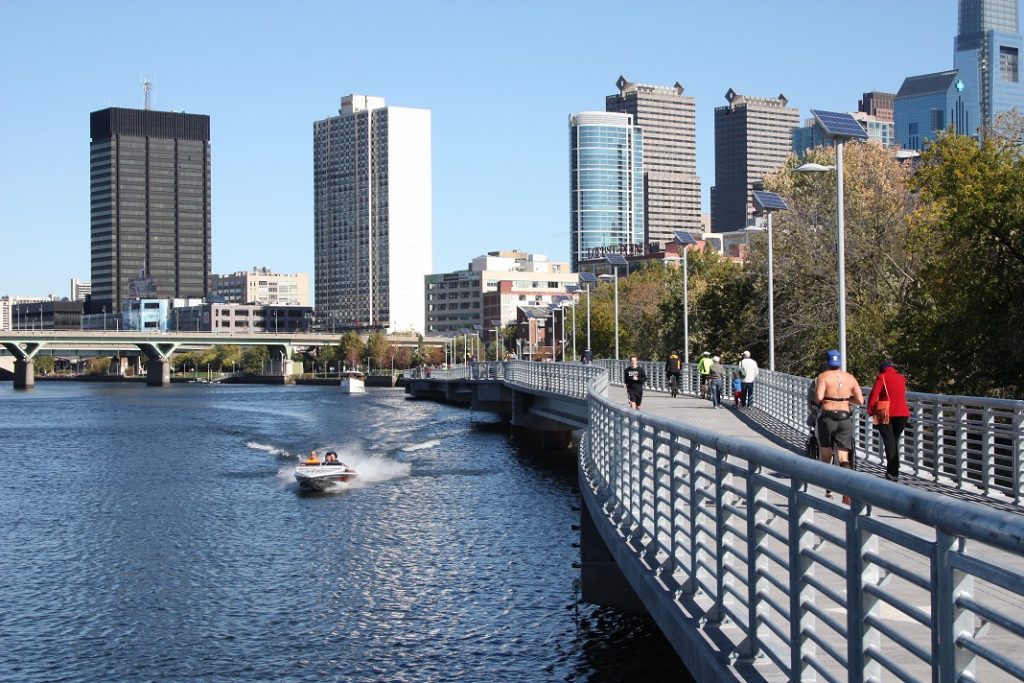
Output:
top-left (815, 349), bottom-right (864, 501)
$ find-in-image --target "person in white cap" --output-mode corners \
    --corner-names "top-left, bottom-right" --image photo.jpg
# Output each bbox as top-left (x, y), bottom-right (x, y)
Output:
top-left (738, 351), bottom-right (759, 408)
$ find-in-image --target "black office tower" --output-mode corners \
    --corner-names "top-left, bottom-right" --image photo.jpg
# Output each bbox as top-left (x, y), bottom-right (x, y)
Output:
top-left (90, 108), bottom-right (211, 314)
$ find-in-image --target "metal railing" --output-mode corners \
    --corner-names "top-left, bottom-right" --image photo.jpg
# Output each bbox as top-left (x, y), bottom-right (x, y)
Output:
top-left (582, 385), bottom-right (1024, 682)
top-left (411, 360), bottom-right (1024, 680)
top-left (595, 360), bottom-right (1024, 504)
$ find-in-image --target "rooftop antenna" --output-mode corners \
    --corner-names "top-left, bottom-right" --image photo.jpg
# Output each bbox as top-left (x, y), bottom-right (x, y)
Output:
top-left (143, 79), bottom-right (152, 110)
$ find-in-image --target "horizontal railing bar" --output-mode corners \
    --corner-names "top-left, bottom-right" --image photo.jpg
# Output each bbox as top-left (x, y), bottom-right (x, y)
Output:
top-left (801, 628), bottom-right (848, 673)
top-left (755, 520), bottom-right (790, 546)
top-left (756, 547), bottom-right (791, 574)
top-left (800, 520), bottom-right (847, 551)
top-left (864, 645), bottom-right (919, 683)
top-left (864, 614), bottom-right (930, 662)
top-left (863, 584), bottom-right (932, 628)
top-left (755, 636), bottom-right (791, 677)
top-left (803, 574), bottom-right (847, 608)
top-left (757, 591), bottom-right (791, 623)
top-left (955, 635), bottom-right (1024, 680)
top-left (860, 516), bottom-right (935, 557)
top-left (802, 601), bottom-right (849, 641)
top-left (950, 552), bottom-right (1024, 594)
top-left (800, 548), bottom-right (847, 581)
top-left (863, 552), bottom-right (931, 592)
top-left (956, 596), bottom-right (1024, 641)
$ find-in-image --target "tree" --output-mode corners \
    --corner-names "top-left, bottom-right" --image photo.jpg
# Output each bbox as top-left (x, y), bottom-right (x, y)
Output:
top-left (901, 120), bottom-right (1024, 396)
top-left (339, 331), bottom-right (362, 369)
top-left (364, 332), bottom-right (389, 370)
top-left (761, 142), bottom-right (924, 379)
top-left (241, 346), bottom-right (269, 374)
top-left (33, 356), bottom-right (56, 375)
top-left (213, 344), bottom-right (241, 372)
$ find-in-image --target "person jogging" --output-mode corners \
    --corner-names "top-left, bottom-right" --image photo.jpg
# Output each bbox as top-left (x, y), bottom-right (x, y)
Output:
top-left (624, 356), bottom-right (648, 409)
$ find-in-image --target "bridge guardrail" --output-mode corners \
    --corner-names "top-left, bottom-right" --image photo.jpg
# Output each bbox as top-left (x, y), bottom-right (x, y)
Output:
top-left (582, 385), bottom-right (1024, 682)
top-left (594, 359), bottom-right (1024, 505)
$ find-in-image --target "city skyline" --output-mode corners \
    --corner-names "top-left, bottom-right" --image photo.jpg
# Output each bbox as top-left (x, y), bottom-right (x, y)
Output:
top-left (0, 1), bottom-right (991, 297)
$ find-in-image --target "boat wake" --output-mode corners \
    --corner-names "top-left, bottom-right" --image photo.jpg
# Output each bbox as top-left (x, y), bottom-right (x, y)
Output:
top-left (400, 439), bottom-right (441, 453)
top-left (245, 441), bottom-right (295, 459)
top-left (248, 441), bottom-right (412, 493)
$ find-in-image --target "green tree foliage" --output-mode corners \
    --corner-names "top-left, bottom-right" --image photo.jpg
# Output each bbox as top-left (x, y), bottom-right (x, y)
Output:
top-left (364, 332), bottom-right (389, 369)
top-left (902, 120), bottom-right (1024, 396)
top-left (33, 356), bottom-right (56, 375)
top-left (241, 346), bottom-right (269, 374)
top-left (85, 357), bottom-right (111, 376)
top-left (213, 344), bottom-right (241, 372)
top-left (339, 331), bottom-right (363, 369)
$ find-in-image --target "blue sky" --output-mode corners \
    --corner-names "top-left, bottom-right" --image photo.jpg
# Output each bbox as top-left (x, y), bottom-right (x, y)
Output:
top-left (0, 0), bottom-right (978, 298)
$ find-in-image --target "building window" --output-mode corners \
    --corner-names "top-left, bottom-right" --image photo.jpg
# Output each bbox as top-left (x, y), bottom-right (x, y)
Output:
top-left (931, 109), bottom-right (945, 132)
top-left (1001, 46), bottom-right (1019, 83)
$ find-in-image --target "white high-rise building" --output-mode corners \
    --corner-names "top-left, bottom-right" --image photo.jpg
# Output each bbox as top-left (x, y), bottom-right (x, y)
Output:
top-left (314, 94), bottom-right (432, 334)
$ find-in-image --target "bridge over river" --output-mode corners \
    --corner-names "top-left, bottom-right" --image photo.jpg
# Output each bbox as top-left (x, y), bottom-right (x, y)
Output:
top-left (406, 359), bottom-right (1024, 682)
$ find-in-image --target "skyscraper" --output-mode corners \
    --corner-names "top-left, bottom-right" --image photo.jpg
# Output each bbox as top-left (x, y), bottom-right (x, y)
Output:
top-left (90, 108), bottom-right (211, 314)
top-left (711, 90), bottom-right (799, 233)
top-left (605, 76), bottom-right (701, 245)
top-left (954, 0), bottom-right (1024, 132)
top-left (569, 112), bottom-right (644, 270)
top-left (314, 94), bottom-right (432, 334)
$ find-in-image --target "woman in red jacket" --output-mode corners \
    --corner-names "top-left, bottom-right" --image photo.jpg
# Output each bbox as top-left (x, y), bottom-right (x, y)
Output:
top-left (867, 360), bottom-right (911, 481)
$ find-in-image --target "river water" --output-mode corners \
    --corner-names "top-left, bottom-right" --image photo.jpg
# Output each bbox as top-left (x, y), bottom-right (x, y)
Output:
top-left (0, 383), bottom-right (690, 682)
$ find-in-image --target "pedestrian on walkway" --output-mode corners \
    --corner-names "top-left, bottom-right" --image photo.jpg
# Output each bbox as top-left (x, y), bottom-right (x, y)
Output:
top-left (738, 351), bottom-right (759, 408)
top-left (815, 349), bottom-right (864, 501)
top-left (709, 356), bottom-right (725, 408)
top-left (623, 356), bottom-right (648, 409)
top-left (696, 351), bottom-right (713, 399)
top-left (732, 377), bottom-right (744, 406)
top-left (868, 360), bottom-right (911, 482)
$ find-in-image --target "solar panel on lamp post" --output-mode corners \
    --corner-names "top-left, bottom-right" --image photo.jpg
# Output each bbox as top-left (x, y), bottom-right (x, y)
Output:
top-left (578, 272), bottom-right (597, 358)
top-left (752, 191), bottom-right (790, 373)
top-left (672, 231), bottom-right (698, 367)
top-left (606, 254), bottom-right (628, 360)
top-left (795, 109), bottom-right (867, 372)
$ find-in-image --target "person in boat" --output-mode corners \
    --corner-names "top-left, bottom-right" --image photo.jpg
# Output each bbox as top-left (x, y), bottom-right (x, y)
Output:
top-left (304, 451), bottom-right (320, 466)
top-left (324, 451), bottom-right (343, 465)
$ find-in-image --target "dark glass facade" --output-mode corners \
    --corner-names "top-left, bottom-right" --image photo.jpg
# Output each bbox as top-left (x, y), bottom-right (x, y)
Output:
top-left (90, 108), bottom-right (211, 313)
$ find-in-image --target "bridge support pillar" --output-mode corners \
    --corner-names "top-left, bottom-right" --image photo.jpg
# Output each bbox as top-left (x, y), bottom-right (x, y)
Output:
top-left (579, 501), bottom-right (645, 612)
top-left (13, 359), bottom-right (34, 389)
top-left (146, 359), bottom-right (171, 387)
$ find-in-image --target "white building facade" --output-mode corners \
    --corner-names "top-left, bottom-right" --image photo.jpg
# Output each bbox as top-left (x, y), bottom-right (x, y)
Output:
top-left (314, 94), bottom-right (432, 334)
top-left (210, 267), bottom-right (310, 306)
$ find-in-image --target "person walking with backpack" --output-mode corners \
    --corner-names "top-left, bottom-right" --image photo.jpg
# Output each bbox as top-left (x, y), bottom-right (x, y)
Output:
top-left (867, 360), bottom-right (911, 481)
top-left (738, 351), bottom-right (759, 408)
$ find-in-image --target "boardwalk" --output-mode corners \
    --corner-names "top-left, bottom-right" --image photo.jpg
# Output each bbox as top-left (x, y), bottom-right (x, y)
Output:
top-left (611, 386), bottom-right (1024, 681)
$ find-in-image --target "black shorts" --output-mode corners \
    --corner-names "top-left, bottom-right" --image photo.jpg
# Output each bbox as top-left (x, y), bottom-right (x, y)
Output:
top-left (816, 410), bottom-right (853, 451)
top-left (627, 387), bottom-right (644, 405)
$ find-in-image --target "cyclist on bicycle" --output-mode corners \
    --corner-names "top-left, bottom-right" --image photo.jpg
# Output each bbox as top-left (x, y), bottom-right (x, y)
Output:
top-left (697, 351), bottom-right (714, 399)
top-left (665, 351), bottom-right (682, 397)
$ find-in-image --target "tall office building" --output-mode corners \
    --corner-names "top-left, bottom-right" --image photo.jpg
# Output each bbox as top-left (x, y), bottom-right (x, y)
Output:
top-left (954, 0), bottom-right (1023, 132)
top-left (711, 90), bottom-right (799, 233)
top-left (894, 70), bottom-right (974, 150)
top-left (569, 112), bottom-right (644, 270)
top-left (605, 76), bottom-right (701, 245)
top-left (314, 94), bottom-right (431, 334)
top-left (90, 108), bottom-right (211, 314)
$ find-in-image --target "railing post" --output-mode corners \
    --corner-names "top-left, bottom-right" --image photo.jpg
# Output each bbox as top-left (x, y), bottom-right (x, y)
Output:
top-left (740, 464), bottom-right (768, 660)
top-left (1015, 405), bottom-right (1024, 505)
top-left (847, 499), bottom-right (880, 683)
top-left (788, 482), bottom-right (816, 681)
top-left (934, 530), bottom-right (975, 682)
top-left (712, 447), bottom-right (733, 624)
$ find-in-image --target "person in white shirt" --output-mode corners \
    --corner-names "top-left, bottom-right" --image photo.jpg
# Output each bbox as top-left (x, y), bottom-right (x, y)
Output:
top-left (738, 350), bottom-right (759, 408)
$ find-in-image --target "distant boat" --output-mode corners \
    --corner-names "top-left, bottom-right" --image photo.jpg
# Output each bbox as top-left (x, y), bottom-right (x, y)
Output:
top-left (340, 371), bottom-right (366, 394)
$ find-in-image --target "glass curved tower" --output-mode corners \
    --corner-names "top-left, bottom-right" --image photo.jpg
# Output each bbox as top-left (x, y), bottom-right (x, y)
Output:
top-left (569, 112), bottom-right (644, 271)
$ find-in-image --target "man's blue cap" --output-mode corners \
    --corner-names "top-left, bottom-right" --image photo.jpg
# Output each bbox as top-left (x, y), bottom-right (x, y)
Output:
top-left (825, 349), bottom-right (841, 368)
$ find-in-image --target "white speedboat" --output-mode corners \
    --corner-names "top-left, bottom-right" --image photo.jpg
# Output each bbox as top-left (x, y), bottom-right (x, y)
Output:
top-left (340, 371), bottom-right (366, 394)
top-left (294, 452), bottom-right (357, 491)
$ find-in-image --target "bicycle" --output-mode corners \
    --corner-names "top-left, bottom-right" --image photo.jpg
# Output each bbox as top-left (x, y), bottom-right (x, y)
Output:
top-left (667, 372), bottom-right (679, 398)
top-left (699, 375), bottom-right (711, 400)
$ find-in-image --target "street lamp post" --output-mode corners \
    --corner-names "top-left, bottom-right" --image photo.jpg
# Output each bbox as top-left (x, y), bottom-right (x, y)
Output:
top-left (672, 231), bottom-right (698, 366)
top-left (751, 193), bottom-right (789, 372)
top-left (795, 110), bottom-right (867, 371)
top-left (578, 272), bottom-right (597, 358)
top-left (605, 254), bottom-right (627, 360)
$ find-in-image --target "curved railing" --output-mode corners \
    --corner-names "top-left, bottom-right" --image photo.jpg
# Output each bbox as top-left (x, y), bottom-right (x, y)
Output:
top-left (411, 360), bottom-right (1024, 680)
top-left (582, 389), bottom-right (1024, 682)
top-left (595, 359), bottom-right (1024, 504)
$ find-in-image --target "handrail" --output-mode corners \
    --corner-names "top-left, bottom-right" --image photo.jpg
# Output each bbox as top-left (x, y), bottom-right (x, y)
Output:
top-left (582, 381), bottom-right (1024, 682)
top-left (594, 359), bottom-right (1024, 504)
top-left (412, 359), bottom-right (1024, 680)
